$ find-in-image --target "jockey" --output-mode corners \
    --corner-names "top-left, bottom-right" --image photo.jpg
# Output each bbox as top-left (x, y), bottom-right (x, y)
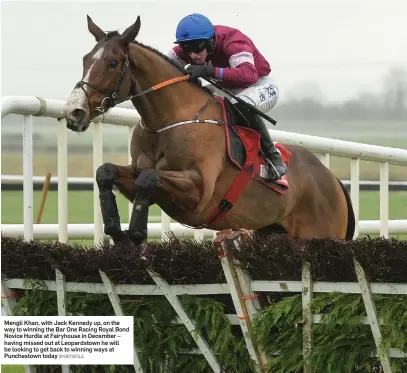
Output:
top-left (167, 13), bottom-right (287, 181)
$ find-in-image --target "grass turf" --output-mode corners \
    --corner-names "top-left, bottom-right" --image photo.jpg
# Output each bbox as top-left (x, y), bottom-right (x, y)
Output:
top-left (2, 190), bottom-right (406, 242)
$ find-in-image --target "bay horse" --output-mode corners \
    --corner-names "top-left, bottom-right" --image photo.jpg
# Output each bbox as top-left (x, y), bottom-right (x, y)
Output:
top-left (62, 15), bottom-right (355, 246)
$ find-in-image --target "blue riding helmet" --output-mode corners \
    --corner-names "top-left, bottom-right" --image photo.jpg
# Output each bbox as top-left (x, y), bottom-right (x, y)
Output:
top-left (174, 13), bottom-right (215, 43)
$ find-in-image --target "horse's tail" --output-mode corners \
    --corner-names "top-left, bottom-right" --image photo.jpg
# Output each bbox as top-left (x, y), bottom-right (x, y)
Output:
top-left (336, 178), bottom-right (356, 240)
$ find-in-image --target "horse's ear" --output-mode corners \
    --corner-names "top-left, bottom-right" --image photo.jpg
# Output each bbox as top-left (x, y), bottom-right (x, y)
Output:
top-left (87, 15), bottom-right (105, 42)
top-left (119, 16), bottom-right (141, 45)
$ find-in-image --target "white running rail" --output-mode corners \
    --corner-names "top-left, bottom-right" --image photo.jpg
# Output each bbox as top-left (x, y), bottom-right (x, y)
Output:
top-left (2, 95), bottom-right (407, 243)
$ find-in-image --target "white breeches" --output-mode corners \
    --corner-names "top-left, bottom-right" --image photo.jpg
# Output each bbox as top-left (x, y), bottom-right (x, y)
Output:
top-left (207, 74), bottom-right (280, 113)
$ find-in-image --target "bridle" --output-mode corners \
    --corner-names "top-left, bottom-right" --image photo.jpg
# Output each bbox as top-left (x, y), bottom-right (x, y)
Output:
top-left (74, 50), bottom-right (135, 120)
top-left (74, 47), bottom-right (225, 131)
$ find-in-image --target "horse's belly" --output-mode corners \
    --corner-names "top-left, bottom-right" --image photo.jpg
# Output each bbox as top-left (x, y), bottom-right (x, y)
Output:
top-left (152, 191), bottom-right (203, 224)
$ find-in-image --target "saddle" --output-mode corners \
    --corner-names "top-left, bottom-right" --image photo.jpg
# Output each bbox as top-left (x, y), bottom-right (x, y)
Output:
top-left (203, 96), bottom-right (291, 226)
top-left (221, 96), bottom-right (290, 190)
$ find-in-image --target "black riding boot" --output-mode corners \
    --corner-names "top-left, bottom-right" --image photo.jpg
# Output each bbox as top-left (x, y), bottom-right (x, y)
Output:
top-left (234, 101), bottom-right (287, 181)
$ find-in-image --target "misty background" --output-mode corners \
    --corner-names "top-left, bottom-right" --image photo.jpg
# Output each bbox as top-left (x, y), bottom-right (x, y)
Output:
top-left (1, 0), bottom-right (406, 180)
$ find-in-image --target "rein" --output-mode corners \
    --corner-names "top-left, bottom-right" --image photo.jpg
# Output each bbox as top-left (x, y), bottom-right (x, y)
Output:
top-left (75, 48), bottom-right (223, 131)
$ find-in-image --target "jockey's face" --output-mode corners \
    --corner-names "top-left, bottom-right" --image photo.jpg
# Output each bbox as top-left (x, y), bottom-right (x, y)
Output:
top-left (188, 49), bottom-right (208, 64)
top-left (179, 39), bottom-right (208, 64)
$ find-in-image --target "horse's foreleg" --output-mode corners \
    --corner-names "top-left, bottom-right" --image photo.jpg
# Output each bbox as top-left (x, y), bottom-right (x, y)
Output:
top-left (96, 163), bottom-right (137, 243)
top-left (127, 168), bottom-right (203, 245)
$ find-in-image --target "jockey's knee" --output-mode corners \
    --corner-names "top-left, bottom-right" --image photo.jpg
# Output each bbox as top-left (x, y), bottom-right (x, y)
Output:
top-left (237, 78), bottom-right (280, 114)
top-left (258, 91), bottom-right (279, 112)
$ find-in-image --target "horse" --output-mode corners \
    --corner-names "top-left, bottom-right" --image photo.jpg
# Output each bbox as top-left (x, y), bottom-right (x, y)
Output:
top-left (61, 15), bottom-right (355, 247)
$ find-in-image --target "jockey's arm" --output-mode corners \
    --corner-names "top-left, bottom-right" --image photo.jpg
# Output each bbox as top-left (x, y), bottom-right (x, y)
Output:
top-left (166, 47), bottom-right (217, 94)
top-left (214, 41), bottom-right (259, 88)
top-left (167, 42), bottom-right (259, 89)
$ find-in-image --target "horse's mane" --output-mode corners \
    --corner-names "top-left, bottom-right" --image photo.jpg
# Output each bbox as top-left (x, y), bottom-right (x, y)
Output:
top-left (105, 31), bottom-right (212, 94)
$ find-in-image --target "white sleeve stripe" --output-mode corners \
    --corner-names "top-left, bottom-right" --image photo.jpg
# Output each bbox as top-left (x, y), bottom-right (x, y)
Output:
top-left (229, 51), bottom-right (255, 68)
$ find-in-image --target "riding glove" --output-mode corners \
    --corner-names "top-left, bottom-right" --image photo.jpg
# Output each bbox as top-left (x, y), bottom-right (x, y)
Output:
top-left (185, 65), bottom-right (215, 80)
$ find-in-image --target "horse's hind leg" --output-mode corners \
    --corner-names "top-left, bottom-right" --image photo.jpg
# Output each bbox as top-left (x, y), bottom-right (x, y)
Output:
top-left (96, 163), bottom-right (137, 243)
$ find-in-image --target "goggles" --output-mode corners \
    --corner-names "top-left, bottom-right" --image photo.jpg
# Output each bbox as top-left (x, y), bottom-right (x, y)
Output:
top-left (179, 39), bottom-right (207, 54)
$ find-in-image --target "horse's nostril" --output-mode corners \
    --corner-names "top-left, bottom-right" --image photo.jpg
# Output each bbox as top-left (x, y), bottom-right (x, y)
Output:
top-left (71, 108), bottom-right (86, 122)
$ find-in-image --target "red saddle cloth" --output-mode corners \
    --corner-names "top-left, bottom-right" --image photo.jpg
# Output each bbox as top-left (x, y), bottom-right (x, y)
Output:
top-left (204, 97), bottom-right (291, 226)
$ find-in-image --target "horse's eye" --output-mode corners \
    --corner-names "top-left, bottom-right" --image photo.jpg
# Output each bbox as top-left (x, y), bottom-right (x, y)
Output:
top-left (110, 60), bottom-right (118, 68)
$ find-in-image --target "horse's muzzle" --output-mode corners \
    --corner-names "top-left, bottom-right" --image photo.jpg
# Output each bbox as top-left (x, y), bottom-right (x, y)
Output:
top-left (65, 108), bottom-right (90, 132)
top-left (69, 108), bottom-right (86, 123)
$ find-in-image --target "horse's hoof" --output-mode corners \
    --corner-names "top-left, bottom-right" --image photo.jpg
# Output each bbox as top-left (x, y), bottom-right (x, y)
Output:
top-left (109, 232), bottom-right (130, 246)
top-left (123, 230), bottom-right (147, 247)
top-left (238, 228), bottom-right (252, 237)
top-left (216, 229), bottom-right (233, 237)
top-left (104, 224), bottom-right (123, 238)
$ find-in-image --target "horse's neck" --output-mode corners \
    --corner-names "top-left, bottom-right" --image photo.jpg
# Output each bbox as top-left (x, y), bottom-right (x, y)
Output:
top-left (128, 43), bottom-right (210, 130)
